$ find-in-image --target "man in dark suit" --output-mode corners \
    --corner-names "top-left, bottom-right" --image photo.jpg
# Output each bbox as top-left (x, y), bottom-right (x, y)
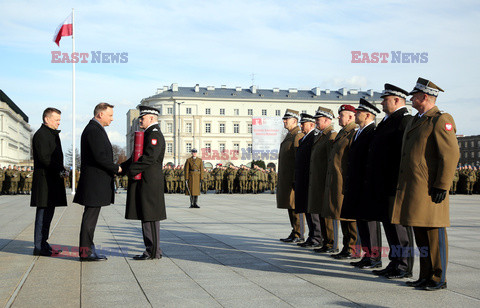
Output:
top-left (31, 107), bottom-right (68, 256)
top-left (121, 106), bottom-right (166, 260)
top-left (295, 113), bottom-right (322, 248)
top-left (74, 103), bottom-right (120, 261)
top-left (341, 99), bottom-right (381, 269)
top-left (365, 83), bottom-right (414, 279)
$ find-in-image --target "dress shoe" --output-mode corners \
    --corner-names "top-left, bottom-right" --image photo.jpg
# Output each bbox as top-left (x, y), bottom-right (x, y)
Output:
top-left (424, 280), bottom-right (447, 291)
top-left (298, 240), bottom-right (321, 248)
top-left (280, 234), bottom-right (296, 242)
top-left (358, 259), bottom-right (382, 269)
top-left (33, 248), bottom-right (53, 256)
top-left (405, 278), bottom-right (428, 288)
top-left (372, 267), bottom-right (394, 276)
top-left (314, 246), bottom-right (338, 253)
top-left (80, 253), bottom-right (107, 262)
top-left (332, 251), bottom-right (358, 260)
top-left (133, 254), bottom-right (150, 260)
top-left (193, 204), bottom-right (200, 208)
top-left (189, 205), bottom-right (195, 208)
top-left (384, 269), bottom-right (413, 279)
top-left (350, 257), bottom-right (368, 267)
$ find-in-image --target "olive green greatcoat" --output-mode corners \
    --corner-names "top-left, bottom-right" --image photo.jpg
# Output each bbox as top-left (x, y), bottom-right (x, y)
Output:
top-left (307, 125), bottom-right (337, 214)
top-left (276, 126), bottom-right (304, 209)
top-left (391, 107), bottom-right (460, 227)
top-left (321, 122), bottom-right (356, 220)
top-left (184, 157), bottom-right (204, 196)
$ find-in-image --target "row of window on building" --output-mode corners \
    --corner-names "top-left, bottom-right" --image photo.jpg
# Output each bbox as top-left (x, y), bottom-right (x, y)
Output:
top-left (166, 142), bottom-right (252, 154)
top-left (162, 107), bottom-right (310, 117)
top-left (160, 121), bottom-right (252, 134)
top-left (459, 140), bottom-right (480, 148)
top-left (461, 151), bottom-right (480, 159)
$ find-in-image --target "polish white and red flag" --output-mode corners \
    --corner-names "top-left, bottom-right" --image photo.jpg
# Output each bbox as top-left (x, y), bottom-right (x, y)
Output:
top-left (53, 13), bottom-right (73, 46)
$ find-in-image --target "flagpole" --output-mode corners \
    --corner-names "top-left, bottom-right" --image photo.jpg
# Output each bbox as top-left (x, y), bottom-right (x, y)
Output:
top-left (71, 8), bottom-right (76, 195)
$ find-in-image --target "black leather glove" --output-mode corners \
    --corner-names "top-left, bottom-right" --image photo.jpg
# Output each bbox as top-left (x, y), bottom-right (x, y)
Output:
top-left (429, 187), bottom-right (447, 204)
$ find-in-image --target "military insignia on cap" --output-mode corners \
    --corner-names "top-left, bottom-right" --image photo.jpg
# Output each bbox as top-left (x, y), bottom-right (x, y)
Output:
top-left (445, 123), bottom-right (453, 131)
top-left (299, 113), bottom-right (315, 123)
top-left (282, 109), bottom-right (300, 120)
top-left (314, 106), bottom-right (335, 119)
top-left (409, 77), bottom-right (444, 97)
top-left (356, 98), bottom-right (380, 114)
top-left (139, 105), bottom-right (160, 117)
top-left (380, 83), bottom-right (409, 99)
top-left (151, 139), bottom-right (157, 145)
top-left (338, 104), bottom-right (356, 114)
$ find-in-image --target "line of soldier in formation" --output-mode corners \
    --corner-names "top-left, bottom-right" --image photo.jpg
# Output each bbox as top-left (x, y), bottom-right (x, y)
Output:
top-left (451, 166), bottom-right (480, 195)
top-left (113, 164), bottom-right (278, 194)
top-left (276, 78), bottom-right (459, 291)
top-left (0, 165), bottom-right (33, 195)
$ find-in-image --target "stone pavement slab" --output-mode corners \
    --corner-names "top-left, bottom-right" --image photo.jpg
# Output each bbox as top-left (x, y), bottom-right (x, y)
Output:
top-left (1, 192), bottom-right (480, 307)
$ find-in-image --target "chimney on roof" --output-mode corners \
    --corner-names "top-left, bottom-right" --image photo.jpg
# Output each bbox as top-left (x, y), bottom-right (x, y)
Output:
top-left (250, 85), bottom-right (257, 94)
top-left (312, 87), bottom-right (321, 96)
top-left (194, 84), bottom-right (200, 92)
top-left (367, 89), bottom-right (374, 96)
top-left (273, 88), bottom-right (279, 93)
top-left (221, 85), bottom-right (227, 89)
top-left (288, 88), bottom-right (298, 93)
top-left (163, 86), bottom-right (168, 91)
top-left (207, 86), bottom-right (215, 91)
top-left (235, 86), bottom-right (242, 92)
top-left (171, 83), bottom-right (178, 92)
top-left (339, 87), bottom-right (348, 96)
top-left (325, 89), bottom-right (330, 94)
top-left (156, 88), bottom-right (164, 94)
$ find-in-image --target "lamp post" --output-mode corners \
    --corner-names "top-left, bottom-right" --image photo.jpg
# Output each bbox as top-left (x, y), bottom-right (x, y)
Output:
top-left (173, 99), bottom-right (184, 166)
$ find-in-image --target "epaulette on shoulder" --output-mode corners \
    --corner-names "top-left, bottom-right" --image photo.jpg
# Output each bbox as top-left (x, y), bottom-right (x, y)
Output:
top-left (331, 130), bottom-right (337, 133)
top-left (297, 131), bottom-right (302, 134)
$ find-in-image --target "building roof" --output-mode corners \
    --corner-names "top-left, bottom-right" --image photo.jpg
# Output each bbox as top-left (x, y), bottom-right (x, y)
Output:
top-left (143, 84), bottom-right (383, 102)
top-left (0, 90), bottom-right (29, 122)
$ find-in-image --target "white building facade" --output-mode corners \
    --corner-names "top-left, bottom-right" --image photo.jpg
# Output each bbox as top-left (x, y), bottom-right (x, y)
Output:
top-left (127, 84), bottom-right (396, 168)
top-left (0, 90), bottom-right (32, 166)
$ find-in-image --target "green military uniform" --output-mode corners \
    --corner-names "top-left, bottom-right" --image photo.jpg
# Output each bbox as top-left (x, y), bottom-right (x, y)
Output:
top-left (250, 167), bottom-right (259, 194)
top-left (201, 169), bottom-right (209, 193)
top-left (9, 167), bottom-right (20, 194)
top-left (465, 167), bottom-right (476, 195)
top-left (226, 166), bottom-right (236, 194)
top-left (450, 169), bottom-right (459, 195)
top-left (19, 168), bottom-right (27, 194)
top-left (178, 167), bottom-right (185, 193)
top-left (0, 168), bottom-right (5, 195)
top-left (24, 168), bottom-right (33, 194)
top-left (268, 169), bottom-right (277, 194)
top-left (238, 166), bottom-right (247, 194)
top-left (213, 166), bottom-right (223, 193)
top-left (164, 167), bottom-right (174, 193)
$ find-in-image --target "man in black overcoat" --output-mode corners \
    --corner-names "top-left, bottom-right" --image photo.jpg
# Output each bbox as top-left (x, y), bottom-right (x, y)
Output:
top-left (31, 107), bottom-right (67, 256)
top-left (121, 106), bottom-right (166, 260)
top-left (341, 98), bottom-right (382, 269)
top-left (294, 113), bottom-right (322, 248)
top-left (365, 84), bottom-right (414, 279)
top-left (74, 103), bottom-right (120, 261)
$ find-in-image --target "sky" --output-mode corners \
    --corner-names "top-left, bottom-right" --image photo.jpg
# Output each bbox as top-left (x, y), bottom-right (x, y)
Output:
top-left (1, 0), bottom-right (479, 152)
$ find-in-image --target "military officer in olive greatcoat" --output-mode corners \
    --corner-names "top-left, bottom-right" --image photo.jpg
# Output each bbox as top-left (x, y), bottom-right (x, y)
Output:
top-left (322, 105), bottom-right (359, 259)
top-left (308, 107), bottom-right (339, 254)
top-left (184, 149), bottom-right (204, 208)
top-left (392, 78), bottom-right (459, 290)
top-left (277, 109), bottom-right (305, 243)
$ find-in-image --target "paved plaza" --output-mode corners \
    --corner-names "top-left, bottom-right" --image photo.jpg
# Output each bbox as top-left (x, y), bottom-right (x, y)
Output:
top-left (1, 192), bottom-right (479, 307)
